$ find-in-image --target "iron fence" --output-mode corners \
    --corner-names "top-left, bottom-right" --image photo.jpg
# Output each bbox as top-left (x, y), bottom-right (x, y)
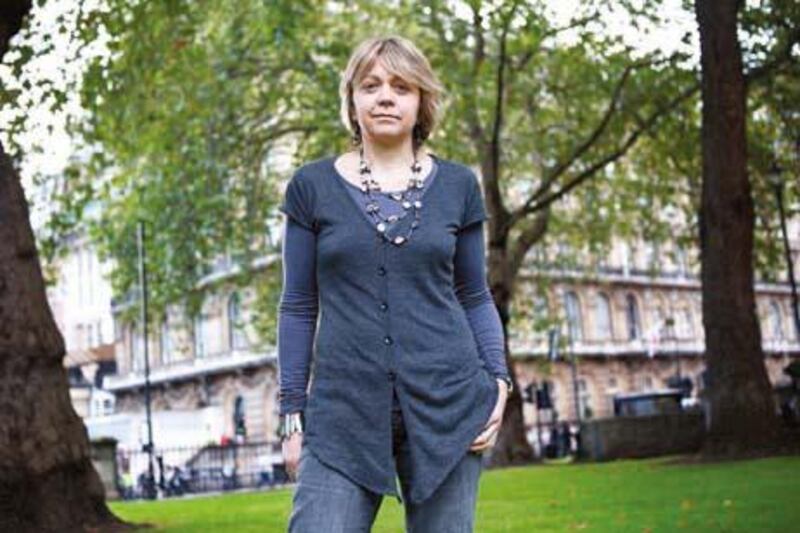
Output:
top-left (116, 440), bottom-right (290, 500)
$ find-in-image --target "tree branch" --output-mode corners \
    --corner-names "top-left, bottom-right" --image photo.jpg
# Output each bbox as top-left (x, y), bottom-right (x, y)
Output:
top-left (508, 207), bottom-right (550, 279)
top-left (511, 81), bottom-right (701, 226)
top-left (487, 1), bottom-right (520, 214)
top-left (512, 58), bottom-right (668, 228)
top-left (466, 1), bottom-right (486, 147)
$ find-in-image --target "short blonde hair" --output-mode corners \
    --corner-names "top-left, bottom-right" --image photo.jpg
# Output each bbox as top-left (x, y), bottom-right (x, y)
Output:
top-left (339, 35), bottom-right (445, 149)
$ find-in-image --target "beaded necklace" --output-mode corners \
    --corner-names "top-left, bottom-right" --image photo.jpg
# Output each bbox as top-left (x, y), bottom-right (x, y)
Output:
top-left (357, 145), bottom-right (424, 246)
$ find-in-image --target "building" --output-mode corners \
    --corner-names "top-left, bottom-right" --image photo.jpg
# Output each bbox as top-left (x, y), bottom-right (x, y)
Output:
top-left (98, 157), bottom-right (800, 453)
top-left (46, 218), bottom-right (119, 422)
top-left (103, 258), bottom-right (280, 449)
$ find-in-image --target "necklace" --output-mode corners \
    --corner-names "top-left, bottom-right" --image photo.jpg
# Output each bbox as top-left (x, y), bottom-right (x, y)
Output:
top-left (358, 145), bottom-right (424, 246)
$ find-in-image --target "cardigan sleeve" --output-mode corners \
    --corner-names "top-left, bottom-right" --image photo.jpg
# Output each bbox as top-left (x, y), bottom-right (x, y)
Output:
top-left (453, 221), bottom-right (509, 381)
top-left (460, 169), bottom-right (488, 229)
top-left (279, 171), bottom-right (318, 232)
top-left (277, 217), bottom-right (319, 415)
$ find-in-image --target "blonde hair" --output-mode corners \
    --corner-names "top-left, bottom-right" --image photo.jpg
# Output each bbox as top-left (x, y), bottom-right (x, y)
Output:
top-left (339, 35), bottom-right (445, 150)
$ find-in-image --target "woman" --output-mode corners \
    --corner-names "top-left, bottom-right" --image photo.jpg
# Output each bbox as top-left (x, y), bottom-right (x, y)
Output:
top-left (277, 35), bottom-right (512, 532)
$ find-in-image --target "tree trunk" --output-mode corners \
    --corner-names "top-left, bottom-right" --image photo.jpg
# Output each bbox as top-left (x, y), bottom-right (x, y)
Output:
top-left (0, 144), bottom-right (130, 533)
top-left (486, 289), bottom-right (537, 466)
top-left (694, 0), bottom-right (781, 454)
top-left (0, 3), bottom-right (130, 531)
top-left (484, 212), bottom-right (536, 466)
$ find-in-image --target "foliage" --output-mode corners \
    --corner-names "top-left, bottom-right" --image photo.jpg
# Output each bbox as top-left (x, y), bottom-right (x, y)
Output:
top-left (16, 0), bottom-right (798, 338)
top-left (108, 455), bottom-right (800, 532)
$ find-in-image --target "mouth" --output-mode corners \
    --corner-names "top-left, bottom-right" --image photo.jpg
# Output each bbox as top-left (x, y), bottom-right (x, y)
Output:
top-left (373, 114), bottom-right (400, 120)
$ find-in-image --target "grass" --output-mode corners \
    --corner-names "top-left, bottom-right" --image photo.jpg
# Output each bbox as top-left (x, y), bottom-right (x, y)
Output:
top-left (109, 454), bottom-right (800, 532)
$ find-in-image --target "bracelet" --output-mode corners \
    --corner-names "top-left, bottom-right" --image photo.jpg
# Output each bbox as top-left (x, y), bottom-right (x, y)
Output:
top-left (497, 376), bottom-right (513, 394)
top-left (278, 411), bottom-right (305, 440)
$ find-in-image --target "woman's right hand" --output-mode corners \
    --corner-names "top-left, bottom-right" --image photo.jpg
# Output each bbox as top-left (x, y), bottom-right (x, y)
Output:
top-left (282, 432), bottom-right (304, 481)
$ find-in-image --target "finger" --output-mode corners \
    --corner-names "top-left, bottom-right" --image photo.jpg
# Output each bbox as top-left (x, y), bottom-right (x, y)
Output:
top-left (477, 423), bottom-right (499, 442)
top-left (474, 432), bottom-right (498, 449)
top-left (470, 431), bottom-right (496, 450)
top-left (470, 439), bottom-right (492, 452)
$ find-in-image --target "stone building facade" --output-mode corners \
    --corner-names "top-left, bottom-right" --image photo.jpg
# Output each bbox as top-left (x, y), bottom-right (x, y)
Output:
top-left (104, 234), bottom-right (800, 451)
top-left (104, 262), bottom-right (282, 448)
top-left (102, 156), bottom-right (800, 450)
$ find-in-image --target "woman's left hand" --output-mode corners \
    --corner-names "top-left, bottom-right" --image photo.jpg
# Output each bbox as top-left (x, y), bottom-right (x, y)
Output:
top-left (469, 378), bottom-right (508, 453)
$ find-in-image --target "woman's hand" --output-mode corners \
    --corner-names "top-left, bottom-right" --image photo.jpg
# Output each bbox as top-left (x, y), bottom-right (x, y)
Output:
top-left (282, 432), bottom-right (304, 481)
top-left (469, 378), bottom-right (508, 453)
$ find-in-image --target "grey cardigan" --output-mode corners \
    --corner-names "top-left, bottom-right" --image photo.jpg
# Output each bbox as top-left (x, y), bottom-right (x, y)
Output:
top-left (278, 154), bottom-right (499, 505)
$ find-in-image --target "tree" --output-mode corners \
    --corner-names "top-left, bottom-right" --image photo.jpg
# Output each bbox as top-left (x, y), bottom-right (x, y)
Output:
top-left (693, 0), bottom-right (793, 454)
top-left (404, 0), bottom-right (707, 464)
top-left (54, 0), bottom-right (700, 467)
top-left (44, 0), bottom-right (798, 467)
top-left (0, 2), bottom-right (129, 531)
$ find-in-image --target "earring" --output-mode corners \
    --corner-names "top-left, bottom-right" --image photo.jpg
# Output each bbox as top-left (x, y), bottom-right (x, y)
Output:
top-left (412, 123), bottom-right (424, 148)
top-left (351, 122), bottom-right (362, 146)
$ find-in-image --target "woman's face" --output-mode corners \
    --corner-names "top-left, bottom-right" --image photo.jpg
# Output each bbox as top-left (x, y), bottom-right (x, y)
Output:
top-left (352, 58), bottom-right (421, 147)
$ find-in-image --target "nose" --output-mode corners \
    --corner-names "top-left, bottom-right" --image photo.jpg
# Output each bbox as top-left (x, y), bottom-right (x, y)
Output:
top-left (377, 83), bottom-right (395, 105)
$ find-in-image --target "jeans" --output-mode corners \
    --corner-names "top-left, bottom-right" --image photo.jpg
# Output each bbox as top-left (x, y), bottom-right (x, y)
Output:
top-left (288, 388), bottom-right (484, 532)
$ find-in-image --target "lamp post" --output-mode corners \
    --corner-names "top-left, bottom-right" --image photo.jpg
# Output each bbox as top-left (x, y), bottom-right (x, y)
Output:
top-left (768, 159), bottom-right (800, 341)
top-left (136, 221), bottom-right (156, 500)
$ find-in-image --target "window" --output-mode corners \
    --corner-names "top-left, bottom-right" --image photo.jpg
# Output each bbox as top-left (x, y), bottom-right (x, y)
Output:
top-left (676, 247), bottom-right (688, 276)
top-left (625, 294), bottom-right (641, 340)
top-left (594, 293), bottom-right (613, 340)
top-left (160, 319), bottom-right (172, 364)
top-left (193, 314), bottom-right (206, 359)
top-left (769, 301), bottom-right (784, 340)
top-left (578, 379), bottom-right (592, 419)
top-left (131, 323), bottom-right (144, 372)
top-left (543, 379), bottom-right (557, 410)
top-left (678, 308), bottom-right (694, 339)
top-left (228, 292), bottom-right (249, 351)
top-left (645, 241), bottom-right (660, 270)
top-left (652, 306), bottom-right (667, 339)
top-left (564, 291), bottom-right (583, 341)
top-left (76, 324), bottom-right (84, 350)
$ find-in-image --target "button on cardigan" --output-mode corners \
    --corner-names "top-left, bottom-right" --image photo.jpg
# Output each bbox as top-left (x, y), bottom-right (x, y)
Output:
top-left (278, 154), bottom-right (502, 505)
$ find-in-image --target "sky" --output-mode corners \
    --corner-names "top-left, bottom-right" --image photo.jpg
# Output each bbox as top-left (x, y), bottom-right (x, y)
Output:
top-left (2, 0), bottom-right (697, 231)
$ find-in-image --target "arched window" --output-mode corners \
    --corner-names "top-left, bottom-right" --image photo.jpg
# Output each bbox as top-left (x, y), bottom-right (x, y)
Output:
top-left (564, 291), bottom-right (583, 341)
top-left (769, 301), bottom-right (784, 340)
top-left (625, 294), bottom-right (641, 340)
top-left (594, 293), bottom-right (613, 340)
top-left (228, 292), bottom-right (249, 351)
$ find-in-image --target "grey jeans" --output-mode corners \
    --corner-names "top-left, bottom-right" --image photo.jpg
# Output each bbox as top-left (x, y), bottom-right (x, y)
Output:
top-left (287, 390), bottom-right (484, 532)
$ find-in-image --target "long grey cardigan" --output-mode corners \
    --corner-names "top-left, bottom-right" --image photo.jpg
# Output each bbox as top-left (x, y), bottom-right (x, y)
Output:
top-left (279, 154), bottom-right (498, 505)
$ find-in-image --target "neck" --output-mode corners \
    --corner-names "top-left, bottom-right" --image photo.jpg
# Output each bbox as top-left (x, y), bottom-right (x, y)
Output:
top-left (361, 136), bottom-right (422, 171)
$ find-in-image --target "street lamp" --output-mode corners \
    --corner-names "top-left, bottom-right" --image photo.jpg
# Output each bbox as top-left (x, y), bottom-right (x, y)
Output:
top-left (137, 221), bottom-right (156, 500)
top-left (767, 160), bottom-right (800, 341)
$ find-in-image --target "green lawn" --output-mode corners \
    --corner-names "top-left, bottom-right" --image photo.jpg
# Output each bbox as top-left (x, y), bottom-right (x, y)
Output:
top-left (109, 455), bottom-right (800, 532)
